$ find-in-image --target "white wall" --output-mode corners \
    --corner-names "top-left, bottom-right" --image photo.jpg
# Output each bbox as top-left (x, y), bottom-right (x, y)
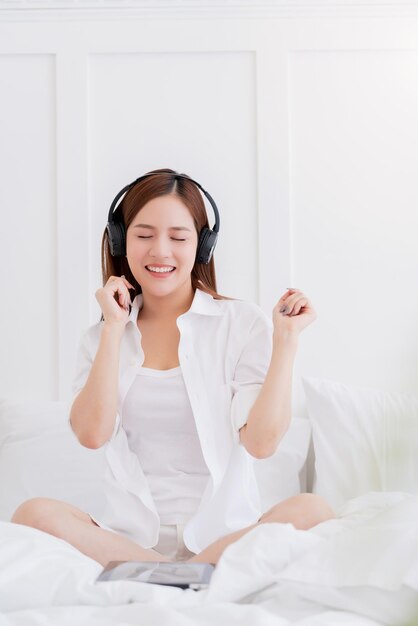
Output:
top-left (0, 2), bottom-right (417, 415)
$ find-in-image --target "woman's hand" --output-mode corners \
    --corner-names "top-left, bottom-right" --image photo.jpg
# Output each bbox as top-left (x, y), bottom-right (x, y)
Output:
top-left (95, 275), bottom-right (135, 325)
top-left (272, 288), bottom-right (317, 339)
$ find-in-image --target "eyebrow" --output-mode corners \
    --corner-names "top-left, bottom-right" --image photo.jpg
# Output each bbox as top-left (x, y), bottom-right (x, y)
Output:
top-left (132, 224), bottom-right (192, 232)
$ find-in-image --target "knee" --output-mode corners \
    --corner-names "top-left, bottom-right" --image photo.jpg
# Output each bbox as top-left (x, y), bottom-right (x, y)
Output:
top-left (297, 493), bottom-right (335, 526)
top-left (11, 497), bottom-right (63, 531)
top-left (259, 493), bottom-right (335, 529)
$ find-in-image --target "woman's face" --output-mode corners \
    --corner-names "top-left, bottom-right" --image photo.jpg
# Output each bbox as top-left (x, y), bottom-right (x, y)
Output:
top-left (126, 193), bottom-right (199, 298)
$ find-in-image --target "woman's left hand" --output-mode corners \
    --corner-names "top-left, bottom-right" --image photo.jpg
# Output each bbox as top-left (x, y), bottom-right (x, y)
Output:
top-left (272, 288), bottom-right (317, 339)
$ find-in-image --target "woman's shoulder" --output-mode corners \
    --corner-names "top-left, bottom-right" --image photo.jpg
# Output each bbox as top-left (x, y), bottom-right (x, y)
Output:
top-left (207, 291), bottom-right (272, 327)
top-left (222, 296), bottom-right (265, 316)
top-left (232, 300), bottom-right (272, 332)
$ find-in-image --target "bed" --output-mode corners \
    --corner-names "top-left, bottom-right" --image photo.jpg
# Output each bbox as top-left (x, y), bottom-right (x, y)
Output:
top-left (1, 376), bottom-right (418, 625)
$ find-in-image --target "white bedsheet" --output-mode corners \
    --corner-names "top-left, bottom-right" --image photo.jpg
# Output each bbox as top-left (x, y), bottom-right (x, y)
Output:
top-left (1, 491), bottom-right (418, 625)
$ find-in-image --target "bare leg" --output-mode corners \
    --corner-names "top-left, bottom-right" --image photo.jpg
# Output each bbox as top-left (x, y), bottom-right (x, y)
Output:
top-left (187, 493), bottom-right (335, 565)
top-left (11, 497), bottom-right (172, 566)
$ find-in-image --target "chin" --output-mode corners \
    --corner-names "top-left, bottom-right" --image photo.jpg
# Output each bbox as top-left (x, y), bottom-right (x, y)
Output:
top-left (145, 275), bottom-right (193, 297)
top-left (144, 281), bottom-right (179, 296)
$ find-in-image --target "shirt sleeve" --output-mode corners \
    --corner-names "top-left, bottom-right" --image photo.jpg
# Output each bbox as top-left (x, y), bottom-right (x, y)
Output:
top-left (229, 307), bottom-right (273, 445)
top-left (69, 326), bottom-right (120, 443)
top-left (71, 328), bottom-right (93, 401)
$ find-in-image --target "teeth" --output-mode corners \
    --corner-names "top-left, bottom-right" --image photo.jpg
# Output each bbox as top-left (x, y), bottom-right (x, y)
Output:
top-left (146, 266), bottom-right (175, 273)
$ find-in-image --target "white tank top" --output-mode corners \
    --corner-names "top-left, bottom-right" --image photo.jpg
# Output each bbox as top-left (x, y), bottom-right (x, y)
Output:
top-left (121, 366), bottom-right (210, 525)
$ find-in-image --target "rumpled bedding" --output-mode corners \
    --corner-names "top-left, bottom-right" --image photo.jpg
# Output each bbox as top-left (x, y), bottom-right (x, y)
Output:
top-left (1, 491), bottom-right (418, 626)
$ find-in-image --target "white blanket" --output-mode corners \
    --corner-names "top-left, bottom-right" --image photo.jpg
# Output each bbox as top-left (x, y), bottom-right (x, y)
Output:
top-left (1, 491), bottom-right (418, 625)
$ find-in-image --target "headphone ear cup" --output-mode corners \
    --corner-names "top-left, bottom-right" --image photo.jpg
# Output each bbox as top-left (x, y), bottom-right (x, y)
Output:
top-left (106, 220), bottom-right (126, 257)
top-left (196, 228), bottom-right (218, 264)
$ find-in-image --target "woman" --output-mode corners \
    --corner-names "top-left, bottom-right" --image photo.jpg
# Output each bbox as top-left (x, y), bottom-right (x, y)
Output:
top-left (12, 168), bottom-right (334, 566)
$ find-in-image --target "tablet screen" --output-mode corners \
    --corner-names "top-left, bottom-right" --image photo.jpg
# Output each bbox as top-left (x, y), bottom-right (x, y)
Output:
top-left (96, 560), bottom-right (215, 590)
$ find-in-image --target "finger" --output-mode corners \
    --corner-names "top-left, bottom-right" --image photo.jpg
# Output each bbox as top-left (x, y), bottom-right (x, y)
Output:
top-left (278, 292), bottom-right (301, 306)
top-left (279, 288), bottom-right (301, 303)
top-left (107, 275), bottom-right (133, 288)
top-left (286, 293), bottom-right (306, 305)
top-left (121, 275), bottom-right (135, 289)
top-left (115, 286), bottom-right (126, 307)
top-left (106, 276), bottom-right (133, 303)
top-left (106, 276), bottom-right (121, 289)
top-left (290, 298), bottom-right (309, 316)
top-left (280, 295), bottom-right (308, 315)
top-left (286, 294), bottom-right (307, 308)
top-left (108, 282), bottom-right (128, 307)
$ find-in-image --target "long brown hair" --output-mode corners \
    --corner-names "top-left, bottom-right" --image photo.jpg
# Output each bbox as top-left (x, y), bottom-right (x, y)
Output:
top-left (100, 168), bottom-right (232, 317)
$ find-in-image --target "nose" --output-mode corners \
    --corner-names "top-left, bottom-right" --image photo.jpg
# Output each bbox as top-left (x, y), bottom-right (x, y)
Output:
top-left (149, 235), bottom-right (171, 258)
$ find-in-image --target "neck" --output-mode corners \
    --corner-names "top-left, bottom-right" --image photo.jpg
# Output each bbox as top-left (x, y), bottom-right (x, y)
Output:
top-left (138, 282), bottom-right (195, 321)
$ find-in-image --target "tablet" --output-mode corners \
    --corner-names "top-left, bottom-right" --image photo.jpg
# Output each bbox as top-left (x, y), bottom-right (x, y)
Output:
top-left (96, 560), bottom-right (215, 590)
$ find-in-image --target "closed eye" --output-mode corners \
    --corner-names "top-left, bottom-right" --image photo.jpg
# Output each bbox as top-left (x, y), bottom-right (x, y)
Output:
top-left (137, 236), bottom-right (186, 241)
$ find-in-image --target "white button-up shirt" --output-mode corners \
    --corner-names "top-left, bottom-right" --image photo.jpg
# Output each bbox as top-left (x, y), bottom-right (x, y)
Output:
top-left (71, 288), bottom-right (273, 553)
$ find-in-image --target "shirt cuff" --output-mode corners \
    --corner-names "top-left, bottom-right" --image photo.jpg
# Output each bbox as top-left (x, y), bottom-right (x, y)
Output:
top-left (230, 383), bottom-right (262, 445)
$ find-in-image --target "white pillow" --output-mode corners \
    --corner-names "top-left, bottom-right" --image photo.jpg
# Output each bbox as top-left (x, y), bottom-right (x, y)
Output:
top-left (0, 399), bottom-right (311, 522)
top-left (302, 376), bottom-right (418, 512)
top-left (0, 399), bottom-right (109, 522)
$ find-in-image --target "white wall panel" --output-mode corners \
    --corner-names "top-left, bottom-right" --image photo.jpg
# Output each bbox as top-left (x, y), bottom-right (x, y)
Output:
top-left (289, 50), bottom-right (418, 413)
top-left (0, 8), bottom-right (417, 411)
top-left (0, 54), bottom-right (56, 400)
top-left (88, 50), bottom-right (257, 322)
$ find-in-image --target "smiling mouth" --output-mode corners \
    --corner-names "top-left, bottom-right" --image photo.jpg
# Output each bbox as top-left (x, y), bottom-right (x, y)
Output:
top-left (145, 265), bottom-right (176, 274)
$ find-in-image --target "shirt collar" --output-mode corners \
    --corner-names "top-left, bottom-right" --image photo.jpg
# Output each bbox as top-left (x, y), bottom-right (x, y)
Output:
top-left (127, 287), bottom-right (223, 324)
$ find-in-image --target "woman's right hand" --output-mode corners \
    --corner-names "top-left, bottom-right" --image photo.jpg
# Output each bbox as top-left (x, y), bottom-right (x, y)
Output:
top-left (95, 275), bottom-right (135, 325)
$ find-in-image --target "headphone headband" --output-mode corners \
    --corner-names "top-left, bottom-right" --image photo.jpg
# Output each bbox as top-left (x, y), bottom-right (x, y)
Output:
top-left (106, 172), bottom-right (220, 264)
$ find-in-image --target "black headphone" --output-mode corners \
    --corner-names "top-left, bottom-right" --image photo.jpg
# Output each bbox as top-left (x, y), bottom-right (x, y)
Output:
top-left (106, 172), bottom-right (220, 264)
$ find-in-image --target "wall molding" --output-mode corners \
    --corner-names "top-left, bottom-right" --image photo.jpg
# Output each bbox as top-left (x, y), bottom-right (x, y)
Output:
top-left (2, 0), bottom-right (418, 20)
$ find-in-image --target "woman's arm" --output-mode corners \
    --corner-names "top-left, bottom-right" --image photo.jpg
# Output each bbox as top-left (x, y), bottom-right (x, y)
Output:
top-left (239, 288), bottom-right (316, 459)
top-left (239, 332), bottom-right (298, 458)
top-left (69, 322), bottom-right (125, 449)
top-left (70, 275), bottom-right (134, 449)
